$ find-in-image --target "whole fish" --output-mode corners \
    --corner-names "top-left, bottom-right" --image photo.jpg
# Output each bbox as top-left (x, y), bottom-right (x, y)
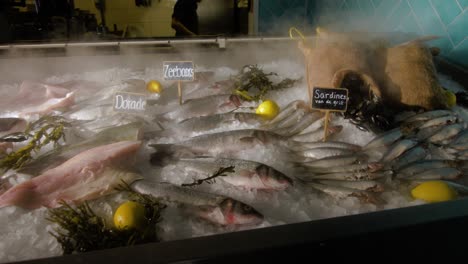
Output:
top-left (0, 141), bottom-right (142, 209)
top-left (295, 147), bottom-right (355, 160)
top-left (316, 180), bottom-right (384, 192)
top-left (131, 180), bottom-right (264, 226)
top-left (293, 141), bottom-right (361, 152)
top-left (150, 129), bottom-right (290, 162)
top-left (163, 157), bottom-right (293, 190)
top-left (184, 80), bottom-right (235, 101)
top-left (418, 115), bottom-right (459, 129)
top-left (18, 122), bottom-right (143, 176)
top-left (390, 146), bottom-right (428, 170)
top-left (291, 125), bottom-right (343, 142)
top-left (427, 123), bottom-right (465, 144)
top-left (298, 170), bottom-right (390, 181)
top-left (156, 94), bottom-right (255, 123)
top-left (305, 182), bottom-right (380, 203)
top-left (298, 154), bottom-right (368, 169)
top-left (154, 112), bottom-right (265, 138)
top-left (364, 128), bottom-right (405, 150)
top-left (407, 167), bottom-right (462, 180)
top-left (380, 139), bottom-right (418, 163)
top-left (403, 110), bottom-right (453, 123)
top-left (274, 112), bottom-right (323, 136)
top-left (302, 162), bottom-right (383, 174)
top-left (396, 160), bottom-right (458, 178)
top-left (266, 100), bottom-right (308, 127)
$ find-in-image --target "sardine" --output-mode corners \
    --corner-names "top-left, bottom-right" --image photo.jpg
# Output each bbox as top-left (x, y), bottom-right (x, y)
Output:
top-left (0, 141), bottom-right (142, 209)
top-left (293, 141), bottom-right (361, 152)
top-left (131, 180), bottom-right (264, 226)
top-left (381, 139), bottom-right (418, 162)
top-left (404, 110), bottom-right (452, 123)
top-left (266, 100), bottom-right (308, 127)
top-left (390, 146), bottom-right (428, 170)
top-left (163, 157), bottom-right (293, 190)
top-left (396, 160), bottom-right (458, 178)
top-left (427, 123), bottom-right (465, 144)
top-left (274, 112), bottom-right (323, 136)
top-left (407, 167), bottom-right (462, 180)
top-left (418, 115), bottom-right (458, 129)
top-left (364, 128), bottom-right (404, 150)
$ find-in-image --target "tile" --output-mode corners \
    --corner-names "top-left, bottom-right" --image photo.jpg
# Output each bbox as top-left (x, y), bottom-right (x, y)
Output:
top-left (400, 13), bottom-right (423, 35)
top-left (408, 0), bottom-right (447, 36)
top-left (447, 10), bottom-right (468, 45)
top-left (387, 0), bottom-right (411, 30)
top-left (357, 0), bottom-right (375, 17)
top-left (371, 0), bottom-right (383, 9)
top-left (457, 0), bottom-right (468, 9)
top-left (431, 0), bottom-right (462, 25)
top-left (374, 0), bottom-right (400, 19)
top-left (448, 37), bottom-right (468, 67)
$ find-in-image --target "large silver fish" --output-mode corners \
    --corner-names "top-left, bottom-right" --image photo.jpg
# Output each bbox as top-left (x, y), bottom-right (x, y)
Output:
top-left (156, 94), bottom-right (256, 123)
top-left (162, 157), bottom-right (293, 190)
top-left (131, 180), bottom-right (264, 226)
top-left (150, 129), bottom-right (291, 162)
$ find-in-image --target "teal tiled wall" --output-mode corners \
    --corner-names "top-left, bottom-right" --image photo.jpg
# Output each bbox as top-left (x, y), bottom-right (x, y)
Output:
top-left (258, 0), bottom-right (468, 67)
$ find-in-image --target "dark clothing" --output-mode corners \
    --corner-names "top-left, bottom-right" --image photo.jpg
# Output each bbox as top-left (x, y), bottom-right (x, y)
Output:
top-left (172, 0), bottom-right (199, 36)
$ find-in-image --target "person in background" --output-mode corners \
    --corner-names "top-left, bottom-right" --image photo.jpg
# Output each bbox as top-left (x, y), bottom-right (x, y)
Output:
top-left (171, 0), bottom-right (202, 37)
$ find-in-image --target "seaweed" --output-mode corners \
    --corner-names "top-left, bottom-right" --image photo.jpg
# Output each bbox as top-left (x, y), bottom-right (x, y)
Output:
top-left (47, 182), bottom-right (166, 255)
top-left (181, 166), bottom-right (235, 187)
top-left (0, 115), bottom-right (71, 170)
top-left (232, 65), bottom-right (300, 102)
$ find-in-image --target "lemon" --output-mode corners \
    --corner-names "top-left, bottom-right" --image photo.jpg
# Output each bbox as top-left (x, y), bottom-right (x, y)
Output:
top-left (146, 80), bottom-right (163, 93)
top-left (256, 100), bottom-right (280, 120)
top-left (113, 201), bottom-right (146, 230)
top-left (444, 89), bottom-right (456, 107)
top-left (411, 181), bottom-right (457, 203)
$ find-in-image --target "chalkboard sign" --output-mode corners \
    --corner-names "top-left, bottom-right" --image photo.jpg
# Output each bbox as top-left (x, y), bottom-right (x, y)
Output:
top-left (163, 61), bottom-right (194, 81)
top-left (311, 87), bottom-right (349, 112)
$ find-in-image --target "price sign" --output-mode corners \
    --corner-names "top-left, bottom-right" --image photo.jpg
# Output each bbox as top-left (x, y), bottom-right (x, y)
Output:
top-left (311, 87), bottom-right (348, 112)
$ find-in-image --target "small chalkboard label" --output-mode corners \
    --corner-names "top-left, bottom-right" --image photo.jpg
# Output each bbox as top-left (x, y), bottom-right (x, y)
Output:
top-left (311, 87), bottom-right (348, 112)
top-left (163, 61), bottom-right (194, 81)
top-left (113, 91), bottom-right (147, 113)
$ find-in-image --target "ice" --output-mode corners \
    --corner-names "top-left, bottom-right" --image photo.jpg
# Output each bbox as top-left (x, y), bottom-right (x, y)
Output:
top-left (0, 56), bottom-right (466, 263)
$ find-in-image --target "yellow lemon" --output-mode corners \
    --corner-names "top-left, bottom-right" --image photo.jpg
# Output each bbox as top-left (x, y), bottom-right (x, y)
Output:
top-left (113, 201), bottom-right (146, 230)
top-left (256, 100), bottom-right (280, 120)
top-left (146, 80), bottom-right (163, 93)
top-left (444, 89), bottom-right (456, 107)
top-left (411, 181), bottom-right (457, 203)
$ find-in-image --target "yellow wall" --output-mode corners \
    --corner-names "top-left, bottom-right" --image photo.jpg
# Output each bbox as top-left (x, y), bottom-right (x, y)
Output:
top-left (74, 0), bottom-right (175, 37)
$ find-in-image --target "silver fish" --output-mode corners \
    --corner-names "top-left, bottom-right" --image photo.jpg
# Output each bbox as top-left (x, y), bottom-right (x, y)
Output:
top-left (407, 167), bottom-right (462, 180)
top-left (427, 123), bottom-right (465, 144)
top-left (298, 154), bottom-right (368, 169)
top-left (364, 128), bottom-right (404, 150)
top-left (316, 180), bottom-right (385, 192)
top-left (165, 157), bottom-right (293, 190)
top-left (184, 79), bottom-right (235, 101)
top-left (390, 146), bottom-right (428, 170)
top-left (266, 100), bottom-right (308, 127)
top-left (381, 139), bottom-right (418, 162)
top-left (150, 129), bottom-right (290, 162)
top-left (294, 141), bottom-right (361, 152)
top-left (396, 160), bottom-right (458, 178)
top-left (131, 180), bottom-right (264, 226)
top-left (157, 94), bottom-right (255, 123)
top-left (291, 125), bottom-right (342, 142)
top-left (418, 115), bottom-right (459, 129)
top-left (155, 112), bottom-right (265, 138)
top-left (295, 147), bottom-right (355, 160)
top-left (305, 182), bottom-right (380, 203)
top-left (299, 171), bottom-right (390, 181)
top-left (274, 112), bottom-right (323, 137)
top-left (303, 162), bottom-right (383, 174)
top-left (404, 110), bottom-right (453, 123)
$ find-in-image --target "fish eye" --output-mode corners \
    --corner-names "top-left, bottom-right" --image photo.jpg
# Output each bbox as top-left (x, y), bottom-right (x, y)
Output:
top-left (242, 205), bottom-right (252, 212)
